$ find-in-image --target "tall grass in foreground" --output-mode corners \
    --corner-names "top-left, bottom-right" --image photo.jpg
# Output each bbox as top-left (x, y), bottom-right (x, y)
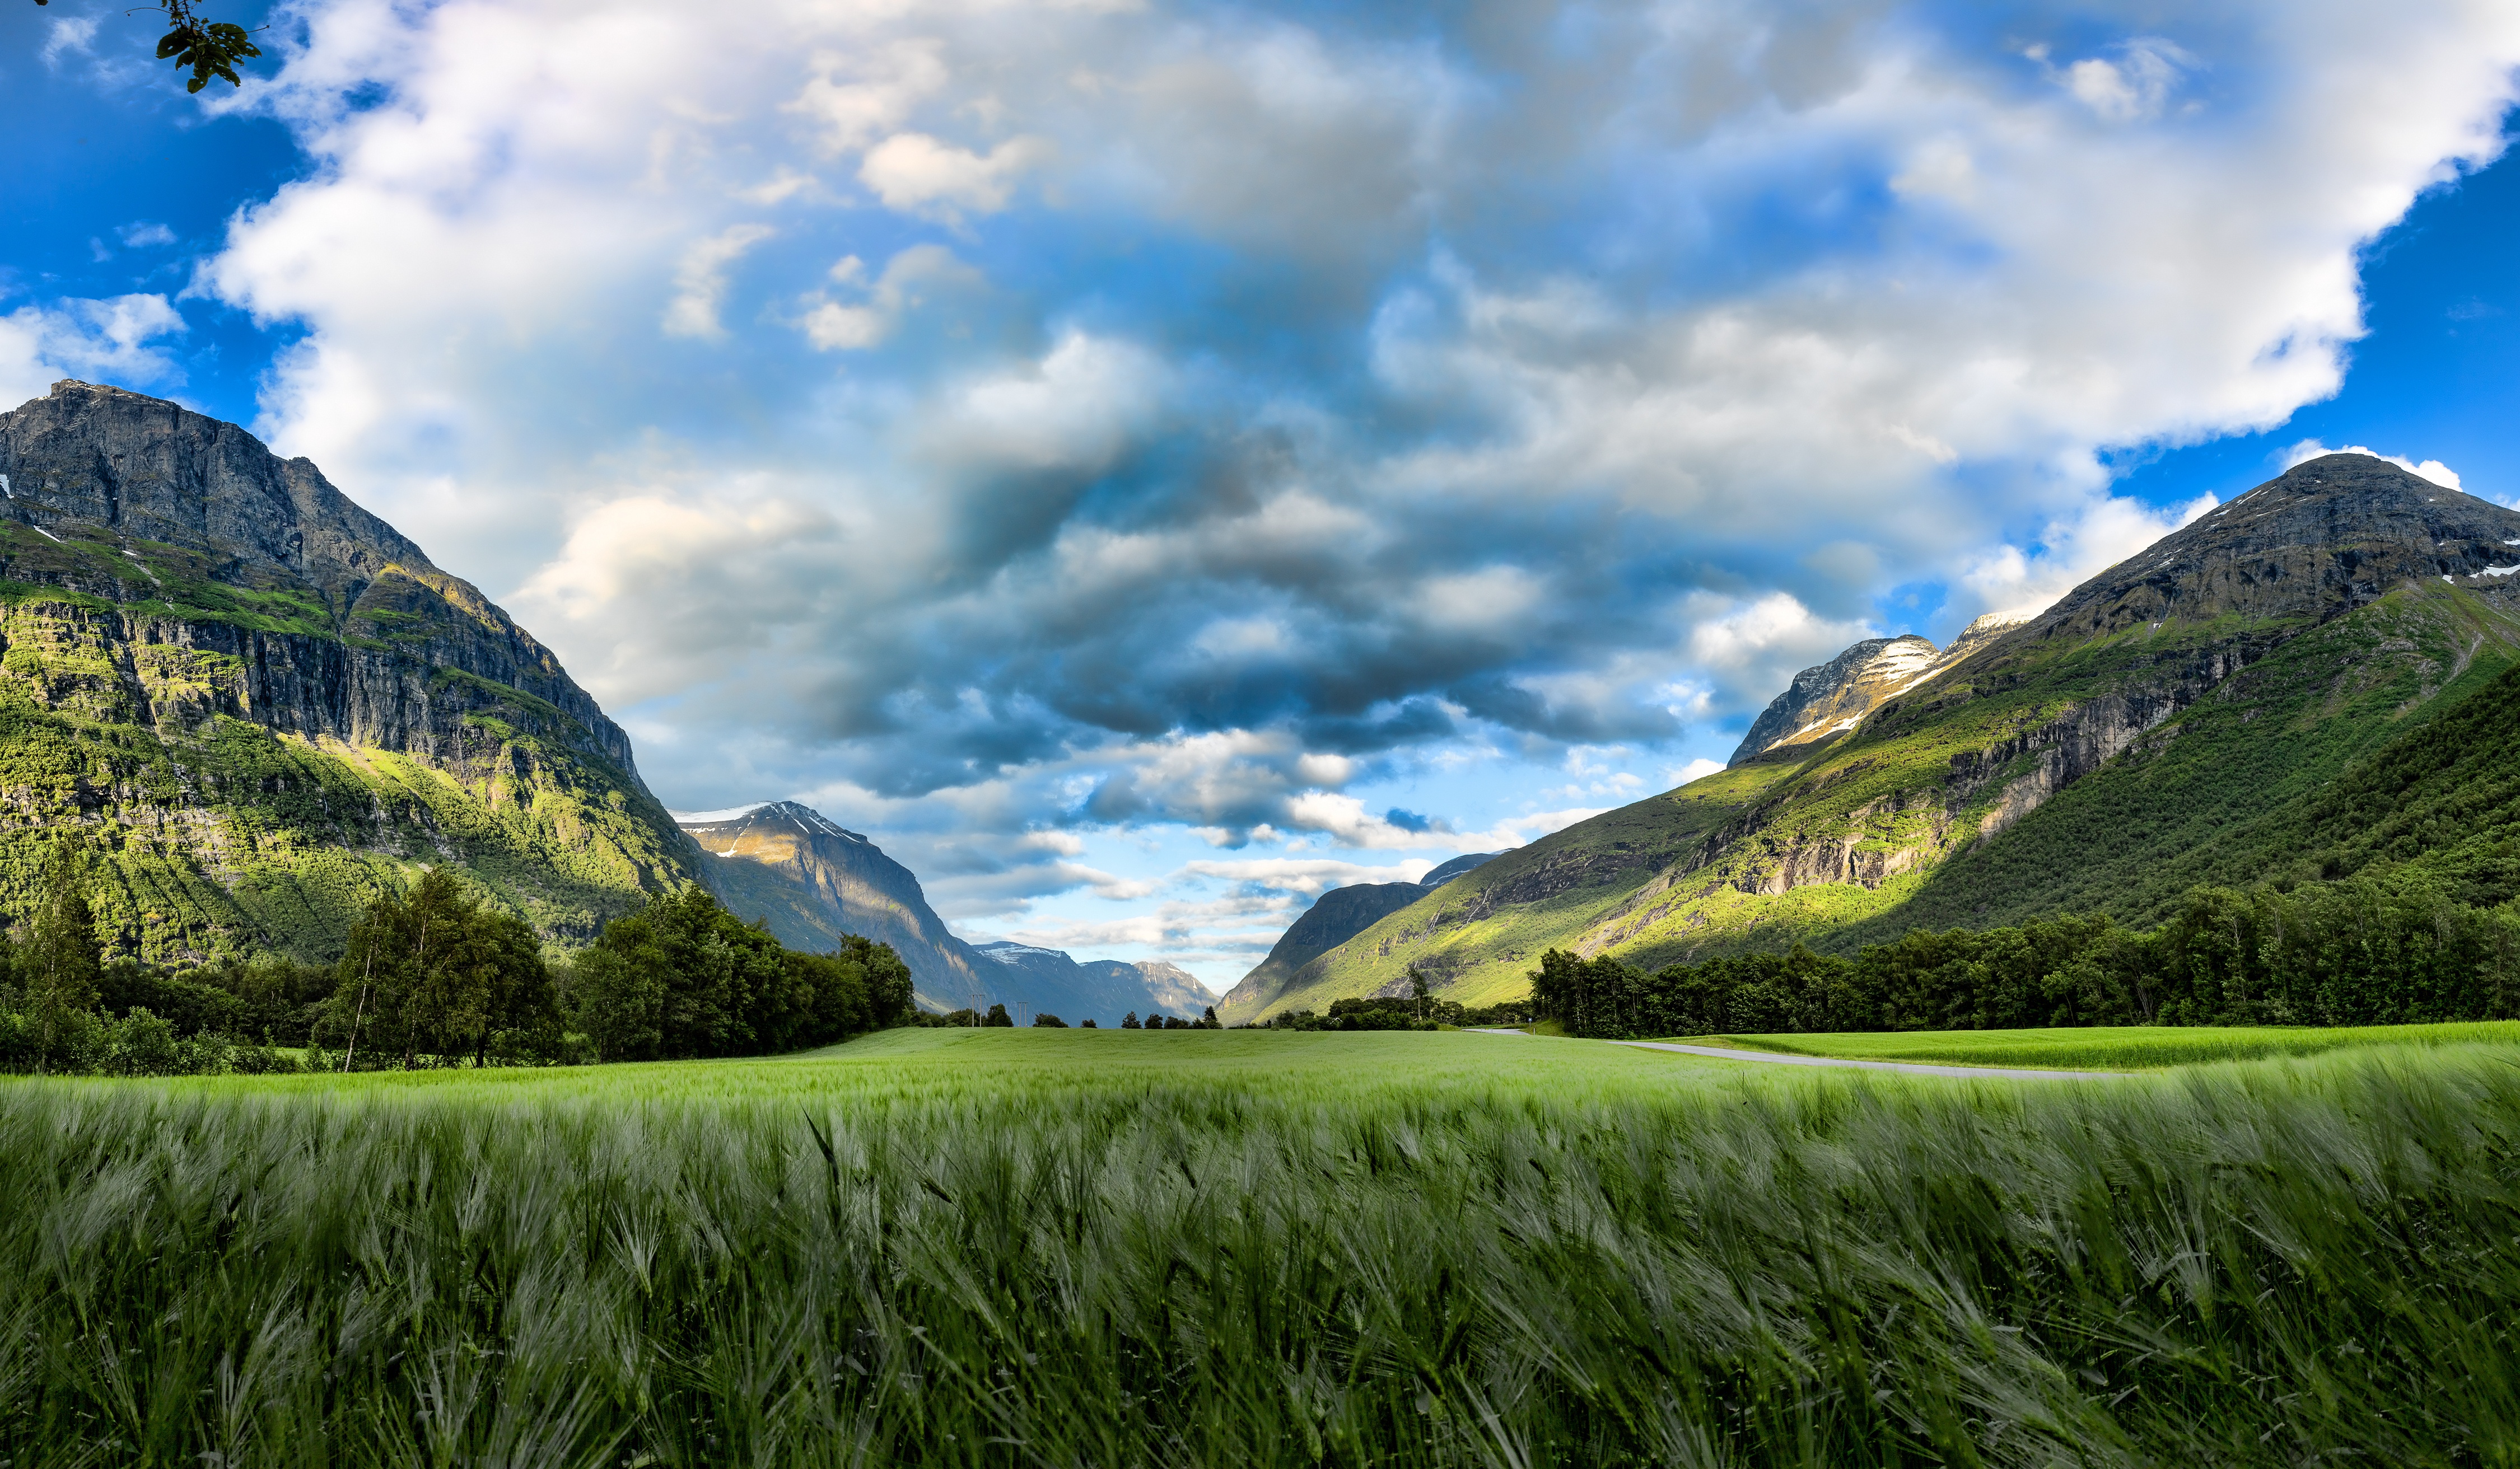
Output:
top-left (2, 1044), bottom-right (2517, 1465)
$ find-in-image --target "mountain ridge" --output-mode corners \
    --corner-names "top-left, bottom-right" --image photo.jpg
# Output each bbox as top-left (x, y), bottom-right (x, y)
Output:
top-left (678, 798), bottom-right (1216, 1022)
top-left (1220, 453), bottom-right (2520, 1021)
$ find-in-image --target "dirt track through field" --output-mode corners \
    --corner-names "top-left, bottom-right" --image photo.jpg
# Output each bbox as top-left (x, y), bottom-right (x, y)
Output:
top-left (1467, 1028), bottom-right (2126, 1079)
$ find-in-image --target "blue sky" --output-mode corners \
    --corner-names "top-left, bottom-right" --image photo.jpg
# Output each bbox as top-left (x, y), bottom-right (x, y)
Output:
top-left (6, 0), bottom-right (2519, 988)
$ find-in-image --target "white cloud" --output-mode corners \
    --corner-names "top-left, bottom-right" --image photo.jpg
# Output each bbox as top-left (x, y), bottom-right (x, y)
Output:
top-left (1282, 792), bottom-right (1445, 850)
top-left (1957, 490), bottom-right (2219, 621)
top-left (2282, 439), bottom-right (2462, 490)
top-left (663, 224), bottom-right (775, 340)
top-left (0, 294), bottom-right (186, 407)
top-left (1180, 857), bottom-right (1432, 895)
top-left (40, 15), bottom-right (99, 68)
top-left (788, 41), bottom-right (949, 155)
top-left (859, 133), bottom-right (1054, 218)
top-left (797, 243), bottom-right (984, 352)
top-left (117, 222), bottom-right (179, 249)
top-left (2041, 38), bottom-right (2197, 124)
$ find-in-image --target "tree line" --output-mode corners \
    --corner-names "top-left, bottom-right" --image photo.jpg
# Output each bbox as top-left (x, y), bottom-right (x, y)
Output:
top-left (1532, 871), bottom-right (2520, 1040)
top-left (0, 846), bottom-right (915, 1074)
top-left (917, 1004), bottom-right (1225, 1028)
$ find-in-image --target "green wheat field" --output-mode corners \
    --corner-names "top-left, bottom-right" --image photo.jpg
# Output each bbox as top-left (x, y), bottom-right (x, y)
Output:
top-left (6, 1027), bottom-right (2518, 1465)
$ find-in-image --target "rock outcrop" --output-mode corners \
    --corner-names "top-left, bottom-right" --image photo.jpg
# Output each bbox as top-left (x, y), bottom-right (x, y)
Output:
top-left (1727, 611), bottom-right (2039, 768)
top-left (1728, 637), bottom-right (1923, 765)
top-left (2028, 454), bottom-right (2520, 640)
top-left (0, 381), bottom-right (640, 773)
top-left (1419, 851), bottom-right (1503, 886)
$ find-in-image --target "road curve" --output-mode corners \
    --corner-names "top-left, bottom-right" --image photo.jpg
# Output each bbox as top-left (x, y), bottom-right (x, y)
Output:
top-left (1612, 1040), bottom-right (2127, 1080)
top-left (1466, 1028), bottom-right (2123, 1080)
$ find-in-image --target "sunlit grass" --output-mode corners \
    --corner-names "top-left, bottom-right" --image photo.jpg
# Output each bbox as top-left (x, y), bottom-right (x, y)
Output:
top-left (4, 1028), bottom-right (2518, 1463)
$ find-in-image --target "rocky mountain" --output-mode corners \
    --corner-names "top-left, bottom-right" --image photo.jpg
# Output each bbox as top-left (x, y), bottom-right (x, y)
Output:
top-left (1226, 453), bottom-right (2520, 1020)
top-left (1728, 614), bottom-right (2031, 765)
top-left (679, 798), bottom-right (1216, 1022)
top-left (673, 801), bottom-right (997, 1013)
top-left (1129, 959), bottom-right (1221, 1018)
top-left (0, 381), bottom-right (694, 959)
top-left (969, 942), bottom-right (1217, 1025)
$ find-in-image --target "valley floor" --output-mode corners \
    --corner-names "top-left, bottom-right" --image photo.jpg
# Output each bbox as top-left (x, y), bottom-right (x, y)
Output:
top-left (5, 1026), bottom-right (2517, 1464)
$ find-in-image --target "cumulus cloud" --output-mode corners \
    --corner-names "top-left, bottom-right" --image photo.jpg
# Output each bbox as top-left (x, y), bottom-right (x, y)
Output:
top-left (189, 0), bottom-right (2520, 963)
top-left (1181, 857), bottom-right (1435, 895)
top-left (859, 133), bottom-right (1054, 218)
top-left (1957, 491), bottom-right (2221, 620)
top-left (2034, 38), bottom-right (2198, 125)
top-left (0, 293), bottom-right (186, 406)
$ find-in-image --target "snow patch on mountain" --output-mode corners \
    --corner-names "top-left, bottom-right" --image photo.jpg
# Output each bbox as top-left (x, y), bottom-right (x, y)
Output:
top-left (1731, 606), bottom-right (2048, 767)
top-left (673, 802), bottom-right (773, 824)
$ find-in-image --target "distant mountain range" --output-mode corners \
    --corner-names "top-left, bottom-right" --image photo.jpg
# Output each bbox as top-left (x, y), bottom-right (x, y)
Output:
top-left (676, 800), bottom-right (1213, 1023)
top-left (969, 942), bottom-right (1216, 1023)
top-left (1219, 453), bottom-right (2520, 1021)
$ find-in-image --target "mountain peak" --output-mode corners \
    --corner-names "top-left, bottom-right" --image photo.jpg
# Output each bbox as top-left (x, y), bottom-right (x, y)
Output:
top-left (672, 800), bottom-right (868, 843)
top-left (2028, 455), bottom-right (2520, 644)
top-left (1730, 634), bottom-right (1933, 765)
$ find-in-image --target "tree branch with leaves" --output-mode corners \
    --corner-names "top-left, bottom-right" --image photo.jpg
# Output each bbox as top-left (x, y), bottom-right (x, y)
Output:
top-left (31, 0), bottom-right (261, 92)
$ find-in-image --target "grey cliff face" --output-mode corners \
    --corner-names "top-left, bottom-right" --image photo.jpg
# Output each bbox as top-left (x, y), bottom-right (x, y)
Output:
top-left (0, 381), bottom-right (645, 783)
top-left (1420, 852), bottom-right (1501, 887)
top-left (0, 380), bottom-right (426, 606)
top-left (1213, 879), bottom-right (1429, 1019)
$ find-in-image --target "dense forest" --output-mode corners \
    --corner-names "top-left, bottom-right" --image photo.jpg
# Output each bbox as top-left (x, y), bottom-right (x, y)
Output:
top-left (1535, 868), bottom-right (2520, 1039)
top-left (0, 849), bottom-right (915, 1074)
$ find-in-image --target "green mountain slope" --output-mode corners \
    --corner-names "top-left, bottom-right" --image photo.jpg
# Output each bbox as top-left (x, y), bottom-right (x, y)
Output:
top-left (1224, 454), bottom-right (2520, 1019)
top-left (1214, 759), bottom-right (1800, 1021)
top-left (1219, 882), bottom-right (1431, 1018)
top-left (0, 381), bottom-right (698, 961)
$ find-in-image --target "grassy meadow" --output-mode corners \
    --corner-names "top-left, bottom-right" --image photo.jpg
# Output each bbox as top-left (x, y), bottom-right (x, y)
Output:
top-left (6, 1026), bottom-right (2520, 1465)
